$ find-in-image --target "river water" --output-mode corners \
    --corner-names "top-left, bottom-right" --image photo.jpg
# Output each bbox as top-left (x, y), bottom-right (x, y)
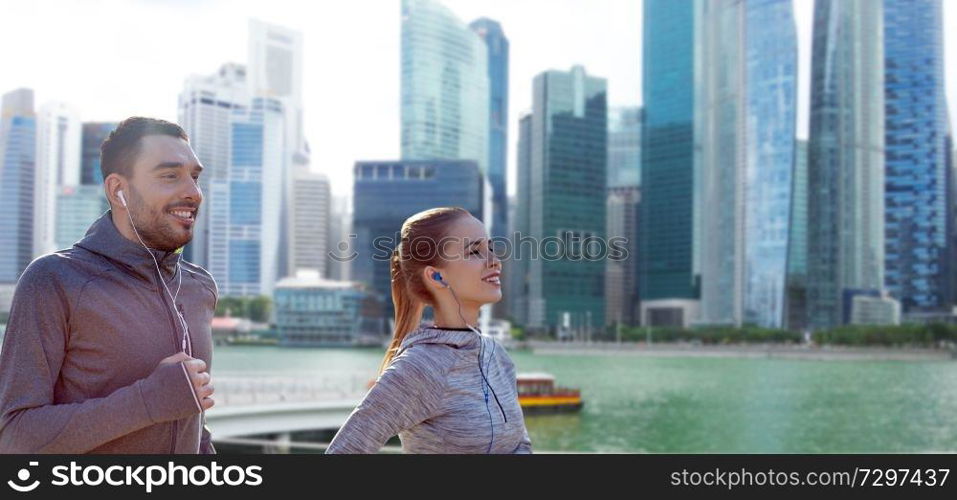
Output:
top-left (214, 345), bottom-right (957, 453)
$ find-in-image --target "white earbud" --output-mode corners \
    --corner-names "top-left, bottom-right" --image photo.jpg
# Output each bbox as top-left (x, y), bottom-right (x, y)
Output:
top-left (117, 190), bottom-right (127, 207)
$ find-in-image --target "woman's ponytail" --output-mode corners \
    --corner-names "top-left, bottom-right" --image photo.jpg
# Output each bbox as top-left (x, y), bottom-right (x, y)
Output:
top-left (378, 248), bottom-right (424, 375)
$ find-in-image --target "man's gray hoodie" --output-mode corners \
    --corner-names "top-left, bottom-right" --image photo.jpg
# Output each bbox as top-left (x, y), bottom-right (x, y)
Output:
top-left (325, 325), bottom-right (533, 454)
top-left (0, 209), bottom-right (217, 453)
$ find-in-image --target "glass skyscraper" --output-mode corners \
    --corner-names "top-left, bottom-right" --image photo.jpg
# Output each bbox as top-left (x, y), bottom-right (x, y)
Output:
top-left (207, 97), bottom-right (286, 298)
top-left (947, 131), bottom-right (956, 308)
top-left (807, 0), bottom-right (885, 329)
top-left (698, 0), bottom-right (743, 327)
top-left (786, 140), bottom-right (809, 331)
top-left (510, 113), bottom-right (532, 327)
top-left (883, 0), bottom-right (949, 315)
top-left (523, 66), bottom-right (606, 333)
top-left (743, 0), bottom-right (797, 329)
top-left (469, 18), bottom-right (508, 241)
top-left (0, 89), bottom-right (36, 284)
top-left (400, 0), bottom-right (488, 173)
top-left (698, 0), bottom-right (797, 329)
top-left (605, 106), bottom-right (642, 327)
top-left (640, 0), bottom-right (699, 327)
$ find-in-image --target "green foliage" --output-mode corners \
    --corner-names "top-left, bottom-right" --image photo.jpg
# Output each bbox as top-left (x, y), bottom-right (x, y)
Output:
top-left (618, 325), bottom-right (803, 344)
top-left (811, 323), bottom-right (957, 347)
top-left (510, 326), bottom-right (526, 341)
top-left (603, 322), bottom-right (957, 347)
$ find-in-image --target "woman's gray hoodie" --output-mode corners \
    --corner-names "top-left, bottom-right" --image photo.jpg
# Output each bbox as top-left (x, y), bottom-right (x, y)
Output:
top-left (325, 326), bottom-right (532, 454)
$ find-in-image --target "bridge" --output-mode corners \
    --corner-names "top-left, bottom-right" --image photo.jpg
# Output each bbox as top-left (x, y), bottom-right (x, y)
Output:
top-left (206, 400), bottom-right (359, 438)
top-left (203, 376), bottom-right (404, 452)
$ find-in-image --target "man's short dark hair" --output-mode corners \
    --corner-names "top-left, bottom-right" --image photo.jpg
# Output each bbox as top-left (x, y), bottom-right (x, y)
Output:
top-left (100, 117), bottom-right (189, 180)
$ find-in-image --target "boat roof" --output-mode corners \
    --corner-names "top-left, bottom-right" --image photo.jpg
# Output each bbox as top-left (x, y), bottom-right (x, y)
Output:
top-left (517, 372), bottom-right (555, 381)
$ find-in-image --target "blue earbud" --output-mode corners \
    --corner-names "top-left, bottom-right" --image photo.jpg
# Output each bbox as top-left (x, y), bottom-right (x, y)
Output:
top-left (432, 271), bottom-right (447, 286)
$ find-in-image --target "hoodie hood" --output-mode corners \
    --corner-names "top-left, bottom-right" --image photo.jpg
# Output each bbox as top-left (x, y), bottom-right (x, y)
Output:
top-left (397, 325), bottom-right (482, 356)
top-left (74, 209), bottom-right (182, 288)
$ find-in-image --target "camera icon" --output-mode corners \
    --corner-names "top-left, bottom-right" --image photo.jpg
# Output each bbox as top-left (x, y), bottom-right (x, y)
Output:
top-left (7, 461), bottom-right (40, 492)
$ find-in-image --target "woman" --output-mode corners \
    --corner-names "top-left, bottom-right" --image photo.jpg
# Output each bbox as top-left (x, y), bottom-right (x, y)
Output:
top-left (325, 207), bottom-right (532, 454)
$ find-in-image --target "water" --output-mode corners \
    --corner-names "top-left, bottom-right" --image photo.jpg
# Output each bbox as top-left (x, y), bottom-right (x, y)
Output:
top-left (213, 345), bottom-right (957, 453)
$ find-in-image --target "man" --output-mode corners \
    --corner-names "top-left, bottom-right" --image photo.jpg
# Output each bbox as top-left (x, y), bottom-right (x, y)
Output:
top-left (0, 117), bottom-right (217, 453)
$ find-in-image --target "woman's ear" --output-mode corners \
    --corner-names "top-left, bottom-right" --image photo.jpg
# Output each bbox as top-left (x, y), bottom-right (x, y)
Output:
top-left (423, 266), bottom-right (446, 289)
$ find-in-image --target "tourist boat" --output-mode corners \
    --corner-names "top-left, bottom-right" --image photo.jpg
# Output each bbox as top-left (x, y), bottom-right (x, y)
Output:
top-left (517, 372), bottom-right (583, 414)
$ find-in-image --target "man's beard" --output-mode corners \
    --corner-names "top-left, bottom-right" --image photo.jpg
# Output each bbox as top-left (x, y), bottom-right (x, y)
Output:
top-left (127, 186), bottom-right (196, 252)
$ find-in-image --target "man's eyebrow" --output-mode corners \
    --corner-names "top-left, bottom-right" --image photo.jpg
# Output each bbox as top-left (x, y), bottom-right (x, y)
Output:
top-left (152, 162), bottom-right (182, 171)
top-left (468, 239), bottom-right (483, 249)
top-left (152, 162), bottom-right (204, 173)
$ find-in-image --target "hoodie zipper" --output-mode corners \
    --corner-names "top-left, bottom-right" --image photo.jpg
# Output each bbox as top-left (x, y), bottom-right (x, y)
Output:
top-left (154, 262), bottom-right (182, 454)
top-left (479, 339), bottom-right (508, 423)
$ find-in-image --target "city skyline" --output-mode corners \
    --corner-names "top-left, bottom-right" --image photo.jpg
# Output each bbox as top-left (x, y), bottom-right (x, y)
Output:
top-left (4, 0), bottom-right (954, 198)
top-left (1, 0), bottom-right (956, 329)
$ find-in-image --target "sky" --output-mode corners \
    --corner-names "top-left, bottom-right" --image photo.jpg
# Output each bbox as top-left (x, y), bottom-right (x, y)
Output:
top-left (0, 0), bottom-right (955, 197)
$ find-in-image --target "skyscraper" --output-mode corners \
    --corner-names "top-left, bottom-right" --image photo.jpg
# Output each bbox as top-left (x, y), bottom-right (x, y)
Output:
top-left (509, 112), bottom-right (532, 326)
top-left (178, 62), bottom-right (250, 268)
top-left (523, 66), bottom-right (607, 333)
top-left (943, 127), bottom-right (957, 310)
top-left (248, 20), bottom-right (306, 282)
top-left (605, 106), bottom-right (642, 327)
top-left (640, 0), bottom-right (699, 327)
top-left (290, 165), bottom-right (331, 277)
top-left (469, 18), bottom-right (509, 241)
top-left (34, 101), bottom-right (81, 257)
top-left (81, 122), bottom-right (117, 186)
top-left (0, 88), bottom-right (36, 284)
top-left (806, 0), bottom-right (885, 329)
top-left (947, 130), bottom-right (956, 309)
top-left (786, 140), bottom-right (809, 331)
top-left (401, 0), bottom-right (489, 173)
top-left (605, 187), bottom-right (640, 327)
top-left (208, 97), bottom-right (286, 297)
top-left (883, 0), bottom-right (949, 316)
top-left (698, 0), bottom-right (797, 328)
top-left (181, 21), bottom-right (308, 297)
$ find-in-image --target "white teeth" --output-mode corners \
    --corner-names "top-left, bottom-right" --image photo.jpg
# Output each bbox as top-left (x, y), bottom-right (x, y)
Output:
top-left (483, 275), bottom-right (500, 284)
top-left (170, 210), bottom-right (193, 220)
